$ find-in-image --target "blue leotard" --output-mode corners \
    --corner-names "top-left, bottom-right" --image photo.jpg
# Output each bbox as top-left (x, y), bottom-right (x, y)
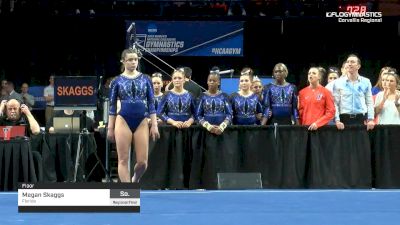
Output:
top-left (109, 74), bottom-right (156, 132)
top-left (154, 94), bottom-right (164, 111)
top-left (157, 91), bottom-right (196, 122)
top-left (196, 91), bottom-right (232, 125)
top-left (230, 92), bottom-right (263, 125)
top-left (262, 83), bottom-right (299, 125)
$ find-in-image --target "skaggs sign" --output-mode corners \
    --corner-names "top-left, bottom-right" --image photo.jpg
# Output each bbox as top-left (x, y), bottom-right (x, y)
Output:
top-left (57, 86), bottom-right (94, 96)
top-left (54, 76), bottom-right (98, 110)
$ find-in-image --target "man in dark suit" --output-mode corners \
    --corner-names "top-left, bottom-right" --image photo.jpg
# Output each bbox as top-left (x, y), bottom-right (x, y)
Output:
top-left (6, 81), bottom-right (23, 102)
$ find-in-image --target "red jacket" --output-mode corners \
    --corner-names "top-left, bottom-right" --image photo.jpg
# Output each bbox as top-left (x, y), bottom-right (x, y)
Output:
top-left (298, 85), bottom-right (335, 127)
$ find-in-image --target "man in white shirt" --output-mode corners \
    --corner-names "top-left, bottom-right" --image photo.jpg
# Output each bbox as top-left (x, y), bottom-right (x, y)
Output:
top-left (332, 54), bottom-right (375, 130)
top-left (44, 75), bottom-right (55, 124)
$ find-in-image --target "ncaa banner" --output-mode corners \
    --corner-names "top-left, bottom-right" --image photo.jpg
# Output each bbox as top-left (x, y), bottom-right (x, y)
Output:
top-left (127, 21), bottom-right (244, 57)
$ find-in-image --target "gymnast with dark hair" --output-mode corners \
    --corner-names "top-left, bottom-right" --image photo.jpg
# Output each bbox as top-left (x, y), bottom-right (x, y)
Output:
top-left (230, 71), bottom-right (263, 125)
top-left (151, 72), bottom-right (164, 111)
top-left (107, 48), bottom-right (160, 183)
top-left (151, 72), bottom-right (164, 124)
top-left (196, 67), bottom-right (232, 135)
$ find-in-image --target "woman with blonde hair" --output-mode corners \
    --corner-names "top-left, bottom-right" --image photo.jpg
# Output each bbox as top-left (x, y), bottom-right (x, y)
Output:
top-left (157, 68), bottom-right (197, 128)
top-left (372, 66), bottom-right (397, 96)
top-left (374, 72), bottom-right (400, 124)
top-left (251, 76), bottom-right (263, 101)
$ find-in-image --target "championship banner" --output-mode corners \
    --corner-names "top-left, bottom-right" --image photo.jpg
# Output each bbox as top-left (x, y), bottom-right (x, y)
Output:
top-left (127, 21), bottom-right (244, 57)
top-left (54, 76), bottom-right (98, 110)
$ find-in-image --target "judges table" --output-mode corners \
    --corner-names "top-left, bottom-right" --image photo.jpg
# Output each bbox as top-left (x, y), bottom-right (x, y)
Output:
top-left (139, 125), bottom-right (400, 190)
top-left (0, 139), bottom-right (38, 191)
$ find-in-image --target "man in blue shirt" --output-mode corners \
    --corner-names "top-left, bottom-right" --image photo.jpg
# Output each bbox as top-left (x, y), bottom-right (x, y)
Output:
top-left (332, 54), bottom-right (375, 130)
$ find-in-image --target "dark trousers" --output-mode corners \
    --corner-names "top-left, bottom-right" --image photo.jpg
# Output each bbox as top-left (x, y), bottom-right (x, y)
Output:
top-left (339, 113), bottom-right (366, 125)
top-left (268, 116), bottom-right (293, 125)
top-left (45, 106), bottom-right (54, 125)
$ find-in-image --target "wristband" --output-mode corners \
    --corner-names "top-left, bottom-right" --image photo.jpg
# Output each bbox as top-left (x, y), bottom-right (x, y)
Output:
top-left (218, 121), bottom-right (228, 132)
top-left (202, 122), bottom-right (213, 131)
top-left (218, 126), bottom-right (224, 133)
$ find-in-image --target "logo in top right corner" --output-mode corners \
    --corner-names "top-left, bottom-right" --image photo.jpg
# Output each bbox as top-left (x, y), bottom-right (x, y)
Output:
top-left (326, 5), bottom-right (383, 23)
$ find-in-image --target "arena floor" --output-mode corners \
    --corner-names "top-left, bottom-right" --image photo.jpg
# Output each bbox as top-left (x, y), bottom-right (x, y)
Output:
top-left (1, 190), bottom-right (400, 225)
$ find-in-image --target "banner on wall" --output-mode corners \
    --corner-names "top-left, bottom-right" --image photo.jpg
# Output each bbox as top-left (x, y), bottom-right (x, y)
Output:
top-left (220, 77), bottom-right (274, 94)
top-left (29, 86), bottom-right (46, 110)
top-left (126, 21), bottom-right (244, 57)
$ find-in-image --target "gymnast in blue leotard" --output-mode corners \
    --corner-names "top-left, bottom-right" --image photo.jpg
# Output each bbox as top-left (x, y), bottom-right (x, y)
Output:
top-left (230, 72), bottom-right (263, 125)
top-left (151, 72), bottom-right (164, 124)
top-left (196, 68), bottom-right (232, 135)
top-left (261, 63), bottom-right (299, 125)
top-left (107, 48), bottom-right (160, 183)
top-left (109, 74), bottom-right (154, 131)
top-left (157, 69), bottom-right (196, 128)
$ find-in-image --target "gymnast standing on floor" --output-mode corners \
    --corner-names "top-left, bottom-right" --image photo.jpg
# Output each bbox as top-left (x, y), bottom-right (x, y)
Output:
top-left (107, 48), bottom-right (160, 183)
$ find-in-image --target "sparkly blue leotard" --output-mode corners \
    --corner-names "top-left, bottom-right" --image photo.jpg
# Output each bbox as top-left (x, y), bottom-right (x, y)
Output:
top-left (262, 83), bottom-right (299, 125)
top-left (157, 91), bottom-right (196, 122)
top-left (109, 74), bottom-right (156, 132)
top-left (230, 93), bottom-right (263, 125)
top-left (154, 94), bottom-right (164, 112)
top-left (196, 91), bottom-right (232, 125)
